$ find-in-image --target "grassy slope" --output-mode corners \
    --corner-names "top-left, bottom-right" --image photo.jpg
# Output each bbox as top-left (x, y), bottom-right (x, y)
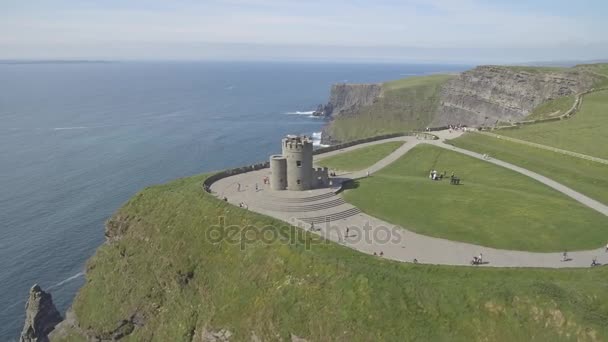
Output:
top-left (449, 133), bottom-right (608, 205)
top-left (327, 75), bottom-right (453, 142)
top-left (317, 141), bottom-right (403, 172)
top-left (56, 174), bottom-right (608, 341)
top-left (527, 95), bottom-right (575, 119)
top-left (496, 90), bottom-right (608, 159)
top-left (342, 144), bottom-right (608, 252)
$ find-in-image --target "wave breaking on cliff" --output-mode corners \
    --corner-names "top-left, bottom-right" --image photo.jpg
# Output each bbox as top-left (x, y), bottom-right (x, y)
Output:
top-left (312, 132), bottom-right (328, 147)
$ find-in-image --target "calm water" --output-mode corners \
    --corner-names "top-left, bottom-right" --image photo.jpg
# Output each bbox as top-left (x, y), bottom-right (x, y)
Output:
top-left (0, 61), bottom-right (467, 339)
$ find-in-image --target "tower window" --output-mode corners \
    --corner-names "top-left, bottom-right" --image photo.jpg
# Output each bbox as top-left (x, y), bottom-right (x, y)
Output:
top-left (296, 160), bottom-right (302, 167)
top-left (297, 179), bottom-right (301, 184)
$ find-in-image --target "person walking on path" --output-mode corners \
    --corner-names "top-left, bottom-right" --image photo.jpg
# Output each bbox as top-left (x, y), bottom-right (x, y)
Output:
top-left (366, 170), bottom-right (370, 178)
top-left (605, 242), bottom-right (608, 253)
top-left (345, 227), bottom-right (350, 238)
top-left (562, 250), bottom-right (568, 262)
top-left (237, 183), bottom-right (241, 192)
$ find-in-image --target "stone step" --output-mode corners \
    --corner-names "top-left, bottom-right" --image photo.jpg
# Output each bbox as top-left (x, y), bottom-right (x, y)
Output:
top-left (258, 198), bottom-right (346, 212)
top-left (298, 208), bottom-right (362, 224)
top-left (265, 191), bottom-right (337, 203)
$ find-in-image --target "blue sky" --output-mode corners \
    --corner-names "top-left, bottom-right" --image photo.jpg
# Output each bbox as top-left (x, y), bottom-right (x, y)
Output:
top-left (1, 0), bottom-right (607, 63)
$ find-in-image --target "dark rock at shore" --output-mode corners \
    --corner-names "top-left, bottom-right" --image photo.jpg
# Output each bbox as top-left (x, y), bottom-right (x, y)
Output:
top-left (20, 284), bottom-right (63, 342)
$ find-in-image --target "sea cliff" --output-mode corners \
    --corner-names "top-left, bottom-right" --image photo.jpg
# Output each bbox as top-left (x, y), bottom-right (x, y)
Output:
top-left (320, 65), bottom-right (602, 143)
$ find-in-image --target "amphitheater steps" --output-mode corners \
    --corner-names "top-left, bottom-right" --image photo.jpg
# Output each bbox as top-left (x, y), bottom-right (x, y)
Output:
top-left (258, 198), bottom-right (346, 212)
top-left (298, 207), bottom-right (362, 224)
top-left (265, 191), bottom-right (337, 203)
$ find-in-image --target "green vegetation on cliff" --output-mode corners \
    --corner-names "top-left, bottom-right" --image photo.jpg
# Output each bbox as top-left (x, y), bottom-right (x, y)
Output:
top-left (449, 133), bottom-right (608, 205)
top-left (317, 141), bottom-right (403, 172)
top-left (497, 90), bottom-right (608, 159)
top-left (56, 173), bottom-right (608, 341)
top-left (326, 75), bottom-right (453, 142)
top-left (527, 95), bottom-right (575, 119)
top-left (342, 144), bottom-right (608, 252)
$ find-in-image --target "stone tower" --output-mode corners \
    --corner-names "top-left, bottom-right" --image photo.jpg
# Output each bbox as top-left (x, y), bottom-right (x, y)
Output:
top-left (270, 135), bottom-right (327, 191)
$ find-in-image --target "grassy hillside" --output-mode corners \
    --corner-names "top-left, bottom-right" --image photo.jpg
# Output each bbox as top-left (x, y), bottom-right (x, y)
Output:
top-left (449, 133), bottom-right (608, 205)
top-left (527, 95), bottom-right (575, 120)
top-left (342, 144), bottom-right (608, 252)
top-left (55, 173), bottom-right (608, 341)
top-left (317, 141), bottom-right (403, 172)
top-left (326, 75), bottom-right (453, 142)
top-left (497, 90), bottom-right (608, 159)
top-left (576, 63), bottom-right (608, 87)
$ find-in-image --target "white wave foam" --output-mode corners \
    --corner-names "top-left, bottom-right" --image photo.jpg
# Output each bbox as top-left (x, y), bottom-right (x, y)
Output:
top-left (53, 126), bottom-right (88, 130)
top-left (47, 271), bottom-right (85, 291)
top-left (285, 111), bottom-right (315, 115)
top-left (311, 132), bottom-right (329, 147)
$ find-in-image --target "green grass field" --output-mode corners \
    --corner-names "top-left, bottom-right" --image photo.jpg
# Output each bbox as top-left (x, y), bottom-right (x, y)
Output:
top-left (502, 65), bottom-right (568, 73)
top-left (317, 141), bottom-right (403, 172)
top-left (449, 133), bottom-right (608, 205)
top-left (342, 144), bottom-right (608, 252)
top-left (55, 173), bottom-right (608, 341)
top-left (497, 90), bottom-right (608, 159)
top-left (527, 95), bottom-right (575, 119)
top-left (327, 75), bottom-right (453, 142)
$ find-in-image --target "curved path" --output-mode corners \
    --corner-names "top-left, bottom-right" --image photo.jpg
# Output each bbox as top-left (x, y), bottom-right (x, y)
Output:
top-left (210, 131), bottom-right (608, 268)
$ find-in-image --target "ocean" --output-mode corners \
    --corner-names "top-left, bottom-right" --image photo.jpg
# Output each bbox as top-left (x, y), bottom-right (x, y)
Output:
top-left (0, 61), bottom-right (468, 339)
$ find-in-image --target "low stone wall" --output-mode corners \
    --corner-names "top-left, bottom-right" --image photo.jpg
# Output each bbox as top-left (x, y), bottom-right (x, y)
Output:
top-left (312, 133), bottom-right (409, 155)
top-left (488, 87), bottom-right (608, 131)
top-left (203, 162), bottom-right (269, 193)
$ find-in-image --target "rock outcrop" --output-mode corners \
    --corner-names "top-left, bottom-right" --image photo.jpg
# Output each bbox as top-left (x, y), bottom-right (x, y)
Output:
top-left (431, 66), bottom-right (596, 127)
top-left (317, 65), bottom-right (600, 144)
top-left (322, 83), bottom-right (382, 116)
top-left (20, 284), bottom-right (62, 342)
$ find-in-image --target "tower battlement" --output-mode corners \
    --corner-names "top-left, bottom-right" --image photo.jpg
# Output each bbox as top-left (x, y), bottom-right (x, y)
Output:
top-left (282, 135), bottom-right (313, 151)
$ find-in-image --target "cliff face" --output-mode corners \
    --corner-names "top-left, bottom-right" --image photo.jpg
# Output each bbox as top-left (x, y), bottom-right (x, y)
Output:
top-left (324, 83), bottom-right (382, 116)
top-left (20, 285), bottom-right (62, 342)
top-left (431, 66), bottom-right (596, 126)
top-left (319, 65), bottom-right (599, 143)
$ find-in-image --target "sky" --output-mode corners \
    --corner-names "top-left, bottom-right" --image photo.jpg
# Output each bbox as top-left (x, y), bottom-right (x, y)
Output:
top-left (1, 0), bottom-right (607, 64)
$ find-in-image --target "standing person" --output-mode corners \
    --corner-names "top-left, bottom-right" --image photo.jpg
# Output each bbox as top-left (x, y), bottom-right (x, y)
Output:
top-left (255, 183), bottom-right (259, 192)
top-left (605, 242), bottom-right (608, 253)
top-left (345, 227), bottom-right (350, 238)
top-left (366, 170), bottom-right (370, 178)
top-left (562, 250), bottom-right (568, 262)
top-left (478, 253), bottom-right (483, 264)
top-left (237, 183), bottom-right (241, 192)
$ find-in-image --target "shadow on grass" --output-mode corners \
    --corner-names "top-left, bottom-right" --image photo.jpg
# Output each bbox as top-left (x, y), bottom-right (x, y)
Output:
top-left (336, 179), bottom-right (360, 194)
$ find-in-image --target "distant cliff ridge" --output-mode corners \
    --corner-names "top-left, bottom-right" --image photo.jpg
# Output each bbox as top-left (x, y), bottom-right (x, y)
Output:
top-left (432, 66), bottom-right (596, 127)
top-left (320, 83), bottom-right (382, 116)
top-left (319, 65), bottom-right (601, 143)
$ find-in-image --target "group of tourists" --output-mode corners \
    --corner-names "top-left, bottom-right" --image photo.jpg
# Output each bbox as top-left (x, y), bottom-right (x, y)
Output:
top-left (429, 169), bottom-right (460, 184)
top-left (447, 124), bottom-right (466, 133)
top-left (429, 169), bottom-right (444, 181)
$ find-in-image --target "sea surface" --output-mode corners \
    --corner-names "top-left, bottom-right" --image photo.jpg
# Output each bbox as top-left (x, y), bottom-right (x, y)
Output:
top-left (0, 61), bottom-right (468, 339)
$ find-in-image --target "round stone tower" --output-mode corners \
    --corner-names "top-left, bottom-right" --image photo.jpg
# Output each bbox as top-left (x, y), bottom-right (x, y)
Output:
top-left (282, 135), bottom-right (313, 191)
top-left (269, 155), bottom-right (287, 190)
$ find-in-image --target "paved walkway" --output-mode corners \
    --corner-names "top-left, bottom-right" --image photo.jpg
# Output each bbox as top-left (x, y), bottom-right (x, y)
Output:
top-left (475, 131), bottom-right (608, 165)
top-left (210, 130), bottom-right (608, 268)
